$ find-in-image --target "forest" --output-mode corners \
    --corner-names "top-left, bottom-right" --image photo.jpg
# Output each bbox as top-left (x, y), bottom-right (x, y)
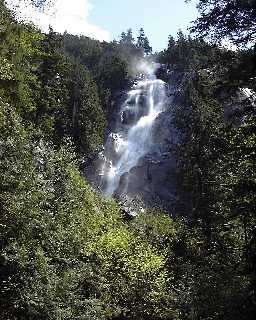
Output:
top-left (0, 0), bottom-right (255, 319)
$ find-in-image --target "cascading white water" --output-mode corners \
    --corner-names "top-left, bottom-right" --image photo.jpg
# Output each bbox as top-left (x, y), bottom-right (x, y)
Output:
top-left (100, 63), bottom-right (167, 197)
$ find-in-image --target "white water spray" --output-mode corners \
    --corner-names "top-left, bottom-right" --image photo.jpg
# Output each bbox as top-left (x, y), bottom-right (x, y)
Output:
top-left (100, 62), bottom-right (167, 196)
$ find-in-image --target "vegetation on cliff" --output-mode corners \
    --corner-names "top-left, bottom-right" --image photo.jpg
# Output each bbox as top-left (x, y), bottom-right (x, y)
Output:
top-left (0, 0), bottom-right (255, 319)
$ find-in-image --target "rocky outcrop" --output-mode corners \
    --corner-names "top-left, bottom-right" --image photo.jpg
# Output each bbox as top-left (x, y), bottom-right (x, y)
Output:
top-left (85, 65), bottom-right (255, 217)
top-left (85, 67), bottom-right (189, 215)
top-left (222, 87), bottom-right (256, 125)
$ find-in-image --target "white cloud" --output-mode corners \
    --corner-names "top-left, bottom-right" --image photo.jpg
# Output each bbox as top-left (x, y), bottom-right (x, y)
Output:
top-left (5, 0), bottom-right (110, 41)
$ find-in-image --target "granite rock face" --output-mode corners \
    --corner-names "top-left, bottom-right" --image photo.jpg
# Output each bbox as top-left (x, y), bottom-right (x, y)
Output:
top-left (85, 68), bottom-right (189, 215)
top-left (113, 78), bottom-right (184, 212)
top-left (85, 66), bottom-right (255, 216)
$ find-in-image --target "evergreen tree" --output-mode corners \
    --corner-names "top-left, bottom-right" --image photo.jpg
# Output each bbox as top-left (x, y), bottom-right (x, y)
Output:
top-left (1, 0), bottom-right (256, 319)
top-left (167, 35), bottom-right (175, 50)
top-left (126, 28), bottom-right (134, 44)
top-left (119, 28), bottom-right (135, 45)
top-left (189, 0), bottom-right (256, 47)
top-left (119, 31), bottom-right (127, 43)
top-left (143, 36), bottom-right (152, 55)
top-left (136, 28), bottom-right (152, 55)
top-left (137, 28), bottom-right (146, 48)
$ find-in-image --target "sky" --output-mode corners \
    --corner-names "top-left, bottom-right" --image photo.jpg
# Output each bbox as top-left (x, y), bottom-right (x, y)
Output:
top-left (89, 0), bottom-right (199, 50)
top-left (6, 0), bottom-right (199, 51)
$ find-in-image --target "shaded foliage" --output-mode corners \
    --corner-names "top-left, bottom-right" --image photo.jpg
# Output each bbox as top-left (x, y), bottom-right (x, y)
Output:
top-left (188, 0), bottom-right (256, 47)
top-left (1, 1), bottom-right (256, 319)
top-left (159, 24), bottom-right (256, 318)
top-left (0, 2), bottom-right (180, 319)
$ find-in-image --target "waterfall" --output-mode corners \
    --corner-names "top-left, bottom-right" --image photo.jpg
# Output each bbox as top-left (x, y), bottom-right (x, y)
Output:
top-left (99, 63), bottom-right (167, 197)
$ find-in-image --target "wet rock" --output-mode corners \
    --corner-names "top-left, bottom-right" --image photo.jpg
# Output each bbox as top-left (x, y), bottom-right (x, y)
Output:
top-left (114, 153), bottom-right (180, 213)
top-left (223, 87), bottom-right (256, 126)
top-left (121, 108), bottom-right (136, 125)
top-left (118, 195), bottom-right (146, 219)
top-left (120, 204), bottom-right (137, 219)
top-left (85, 69), bottom-right (193, 215)
top-left (137, 94), bottom-right (147, 108)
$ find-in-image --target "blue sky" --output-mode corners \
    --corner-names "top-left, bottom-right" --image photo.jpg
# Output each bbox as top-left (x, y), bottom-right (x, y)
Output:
top-left (6, 0), bottom-right (199, 51)
top-left (89, 0), bottom-right (199, 50)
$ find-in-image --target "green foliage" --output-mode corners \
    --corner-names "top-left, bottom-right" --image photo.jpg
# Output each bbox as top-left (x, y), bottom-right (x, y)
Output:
top-left (97, 55), bottom-right (128, 97)
top-left (120, 28), bottom-right (135, 45)
top-left (164, 31), bottom-right (256, 318)
top-left (188, 0), bottom-right (256, 47)
top-left (0, 8), bottom-right (180, 317)
top-left (0, 5), bottom-right (107, 155)
top-left (1, 1), bottom-right (256, 319)
top-left (62, 33), bottom-right (103, 72)
top-left (137, 28), bottom-right (152, 55)
top-left (159, 31), bottom-right (222, 72)
top-left (0, 99), bottom-right (180, 319)
top-left (65, 61), bottom-right (106, 154)
top-left (62, 33), bottom-right (132, 121)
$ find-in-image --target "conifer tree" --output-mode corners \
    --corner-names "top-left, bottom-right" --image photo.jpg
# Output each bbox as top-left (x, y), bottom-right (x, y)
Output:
top-left (137, 28), bottom-right (146, 48)
top-left (136, 28), bottom-right (152, 55)
top-left (167, 35), bottom-right (175, 50)
top-left (189, 0), bottom-right (256, 46)
top-left (126, 28), bottom-right (135, 44)
top-left (119, 31), bottom-right (127, 43)
top-left (143, 36), bottom-right (152, 55)
top-left (119, 28), bottom-right (135, 45)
